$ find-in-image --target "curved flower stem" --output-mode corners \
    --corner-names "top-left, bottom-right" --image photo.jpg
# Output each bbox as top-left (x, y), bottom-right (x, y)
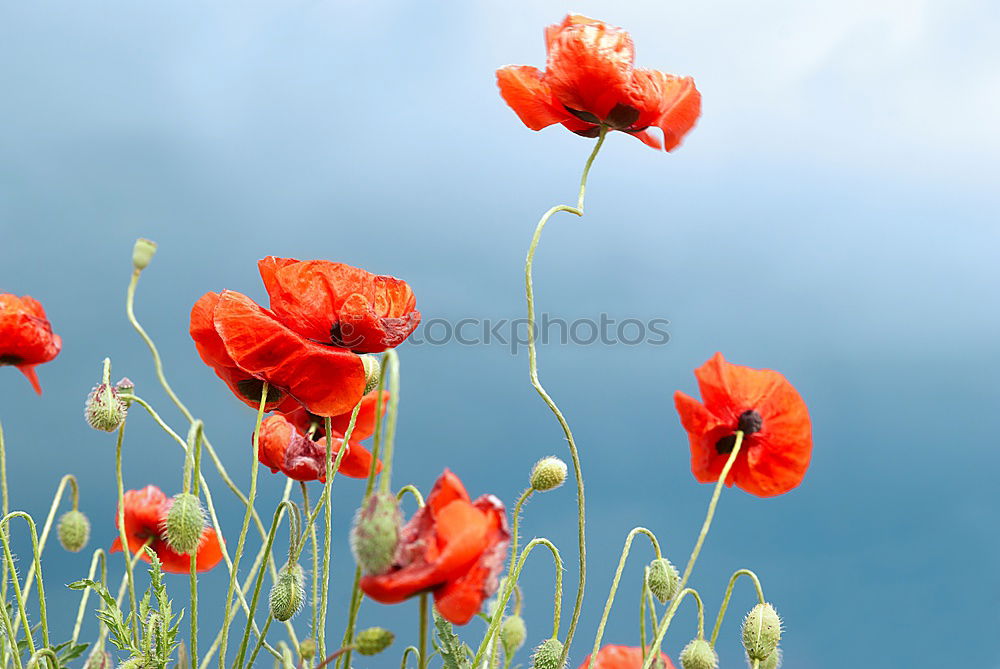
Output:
top-left (524, 126), bottom-right (608, 667)
top-left (708, 569), bottom-right (765, 647)
top-left (641, 432), bottom-right (745, 669)
top-left (218, 383), bottom-right (270, 669)
top-left (418, 594), bottom-right (430, 669)
top-left (400, 646), bottom-right (419, 669)
top-left (395, 485), bottom-right (425, 507)
top-left (113, 421), bottom-right (140, 640)
top-left (0, 513), bottom-right (51, 655)
top-left (472, 538), bottom-right (564, 667)
top-left (24, 649), bottom-right (56, 669)
top-left (319, 404), bottom-right (362, 657)
top-left (0, 588), bottom-right (22, 669)
top-left (72, 549), bottom-right (107, 645)
top-left (586, 527), bottom-right (663, 668)
top-left (187, 421), bottom-right (204, 669)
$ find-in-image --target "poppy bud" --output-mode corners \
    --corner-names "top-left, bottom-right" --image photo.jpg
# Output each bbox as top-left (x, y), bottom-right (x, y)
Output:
top-left (57, 509), bottom-right (90, 553)
top-left (161, 493), bottom-right (206, 555)
top-left (132, 238), bottom-right (157, 271)
top-left (117, 658), bottom-right (146, 669)
top-left (269, 562), bottom-right (305, 621)
top-left (647, 557), bottom-right (679, 603)
top-left (679, 639), bottom-right (717, 669)
top-left (85, 383), bottom-right (128, 433)
top-left (115, 377), bottom-right (135, 403)
top-left (742, 603), bottom-right (782, 661)
top-left (529, 456), bottom-right (567, 492)
top-left (361, 355), bottom-right (382, 394)
top-left (354, 627), bottom-right (395, 656)
top-left (755, 648), bottom-right (782, 669)
top-left (298, 639), bottom-right (316, 661)
top-left (531, 638), bottom-right (565, 669)
top-left (500, 615), bottom-right (527, 657)
top-left (350, 491), bottom-right (401, 575)
top-left (83, 647), bottom-right (112, 669)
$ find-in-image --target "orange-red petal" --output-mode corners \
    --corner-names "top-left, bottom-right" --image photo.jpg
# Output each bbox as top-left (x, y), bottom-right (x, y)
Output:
top-left (496, 65), bottom-right (571, 131)
top-left (578, 645), bottom-right (674, 669)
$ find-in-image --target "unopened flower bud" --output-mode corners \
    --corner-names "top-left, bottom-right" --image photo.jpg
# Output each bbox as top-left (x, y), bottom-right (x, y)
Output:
top-left (84, 646), bottom-right (112, 669)
top-left (85, 383), bottom-right (127, 432)
top-left (115, 377), bottom-right (135, 403)
top-left (647, 558), bottom-right (679, 603)
top-left (298, 639), bottom-right (317, 661)
top-left (530, 456), bottom-right (567, 492)
top-left (742, 603), bottom-right (781, 661)
top-left (162, 493), bottom-right (205, 555)
top-left (350, 491), bottom-right (400, 575)
top-left (58, 509), bottom-right (90, 552)
top-left (679, 639), bottom-right (717, 669)
top-left (531, 638), bottom-right (564, 669)
top-left (354, 627), bottom-right (394, 655)
top-left (132, 238), bottom-right (157, 271)
top-left (269, 562), bottom-right (305, 621)
top-left (361, 355), bottom-right (381, 394)
top-left (501, 615), bottom-right (527, 656)
top-left (117, 658), bottom-right (146, 669)
top-left (756, 648), bottom-right (782, 669)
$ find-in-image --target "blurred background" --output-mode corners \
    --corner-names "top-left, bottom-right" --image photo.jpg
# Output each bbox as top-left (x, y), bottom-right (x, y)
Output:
top-left (2, 1), bottom-right (999, 667)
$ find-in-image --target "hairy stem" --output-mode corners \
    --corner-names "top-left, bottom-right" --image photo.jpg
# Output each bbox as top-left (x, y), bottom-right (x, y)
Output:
top-left (709, 569), bottom-right (765, 647)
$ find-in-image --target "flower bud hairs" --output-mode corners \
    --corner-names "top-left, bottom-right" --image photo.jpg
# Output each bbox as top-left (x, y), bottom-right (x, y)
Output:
top-left (530, 456), bottom-right (568, 492)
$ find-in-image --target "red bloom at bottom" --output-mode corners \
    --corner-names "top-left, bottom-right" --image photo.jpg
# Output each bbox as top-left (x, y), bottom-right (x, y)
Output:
top-left (360, 470), bottom-right (509, 624)
top-left (579, 645), bottom-right (674, 669)
top-left (110, 485), bottom-right (223, 574)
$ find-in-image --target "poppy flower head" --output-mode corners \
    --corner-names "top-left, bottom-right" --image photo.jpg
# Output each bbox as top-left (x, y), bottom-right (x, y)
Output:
top-left (110, 485), bottom-right (223, 573)
top-left (673, 353), bottom-right (813, 497)
top-left (256, 409), bottom-right (382, 482)
top-left (578, 645), bottom-right (675, 669)
top-left (497, 14), bottom-right (701, 151)
top-left (0, 294), bottom-right (62, 394)
top-left (360, 469), bottom-right (510, 625)
top-left (258, 257), bottom-right (421, 354)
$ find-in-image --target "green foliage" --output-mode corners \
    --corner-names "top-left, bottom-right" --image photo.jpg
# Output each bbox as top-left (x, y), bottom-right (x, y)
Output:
top-left (433, 611), bottom-right (472, 669)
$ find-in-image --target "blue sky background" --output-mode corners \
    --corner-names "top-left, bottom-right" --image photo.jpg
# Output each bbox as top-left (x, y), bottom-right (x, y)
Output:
top-left (2, 1), bottom-right (999, 667)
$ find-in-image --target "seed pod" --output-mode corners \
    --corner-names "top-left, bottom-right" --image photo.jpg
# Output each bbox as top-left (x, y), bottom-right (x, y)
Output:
top-left (500, 615), bottom-right (527, 657)
top-left (162, 493), bottom-right (206, 555)
top-left (742, 602), bottom-right (782, 661)
top-left (58, 509), bottom-right (91, 553)
top-left (132, 238), bottom-right (157, 271)
top-left (679, 639), bottom-right (717, 669)
top-left (269, 562), bottom-right (305, 621)
top-left (531, 638), bottom-right (565, 669)
top-left (354, 627), bottom-right (395, 656)
top-left (350, 491), bottom-right (401, 575)
top-left (530, 456), bottom-right (567, 492)
top-left (647, 557), bottom-right (679, 603)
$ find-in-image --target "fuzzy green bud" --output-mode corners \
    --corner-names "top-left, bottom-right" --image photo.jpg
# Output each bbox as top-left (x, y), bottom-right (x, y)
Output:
top-left (361, 355), bottom-right (382, 394)
top-left (354, 627), bottom-right (395, 656)
top-left (117, 658), bottom-right (147, 669)
top-left (500, 615), bottom-right (527, 657)
top-left (83, 647), bottom-right (112, 669)
top-left (132, 238), bottom-right (157, 271)
top-left (298, 639), bottom-right (317, 661)
top-left (58, 509), bottom-right (90, 552)
top-left (531, 638), bottom-right (564, 669)
top-left (530, 456), bottom-right (567, 492)
top-left (350, 491), bottom-right (401, 575)
top-left (679, 639), bottom-right (717, 669)
top-left (742, 602), bottom-right (782, 661)
top-left (85, 383), bottom-right (127, 432)
top-left (162, 493), bottom-right (205, 555)
top-left (757, 648), bottom-right (782, 669)
top-left (647, 557), bottom-right (679, 603)
top-left (269, 562), bottom-right (305, 621)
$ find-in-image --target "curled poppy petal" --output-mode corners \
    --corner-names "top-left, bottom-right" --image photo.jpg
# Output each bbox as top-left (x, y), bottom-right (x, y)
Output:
top-left (673, 353), bottom-right (812, 497)
top-left (0, 294), bottom-right (61, 394)
top-left (257, 412), bottom-right (382, 481)
top-left (496, 65), bottom-right (571, 131)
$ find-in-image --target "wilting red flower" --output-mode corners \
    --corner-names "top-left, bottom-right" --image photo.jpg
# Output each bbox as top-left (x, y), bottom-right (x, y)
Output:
top-left (497, 14), bottom-right (701, 151)
top-left (0, 294), bottom-right (62, 394)
top-left (191, 259), bottom-right (418, 417)
top-left (257, 390), bottom-right (387, 481)
top-left (360, 470), bottom-right (509, 625)
top-left (674, 353), bottom-right (812, 497)
top-left (110, 485), bottom-right (223, 573)
top-left (579, 645), bottom-right (675, 669)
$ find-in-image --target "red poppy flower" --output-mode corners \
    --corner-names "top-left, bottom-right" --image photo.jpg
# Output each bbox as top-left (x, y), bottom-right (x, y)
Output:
top-left (579, 645), bottom-right (675, 669)
top-left (0, 294), bottom-right (62, 394)
top-left (256, 391), bottom-right (387, 481)
top-left (673, 353), bottom-right (812, 497)
top-left (497, 14), bottom-right (701, 151)
top-left (360, 470), bottom-right (509, 625)
top-left (258, 257), bottom-right (420, 354)
top-left (110, 485), bottom-right (223, 574)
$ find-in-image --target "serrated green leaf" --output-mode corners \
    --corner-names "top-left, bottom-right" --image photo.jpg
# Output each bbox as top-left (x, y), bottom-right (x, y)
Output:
top-left (434, 611), bottom-right (472, 669)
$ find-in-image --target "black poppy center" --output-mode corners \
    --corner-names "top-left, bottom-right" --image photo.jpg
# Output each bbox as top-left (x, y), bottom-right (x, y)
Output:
top-left (0, 354), bottom-right (23, 366)
top-left (715, 410), bottom-right (763, 454)
top-left (236, 378), bottom-right (282, 404)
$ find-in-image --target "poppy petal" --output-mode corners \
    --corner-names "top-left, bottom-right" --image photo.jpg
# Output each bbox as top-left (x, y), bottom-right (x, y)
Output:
top-left (496, 65), bottom-right (571, 131)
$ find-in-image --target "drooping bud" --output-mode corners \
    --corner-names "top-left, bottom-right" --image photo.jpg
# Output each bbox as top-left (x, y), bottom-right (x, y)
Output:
top-left (161, 493), bottom-right (206, 555)
top-left (531, 638), bottom-right (565, 669)
top-left (85, 382), bottom-right (127, 432)
top-left (530, 456), bottom-right (567, 492)
top-left (83, 646), bottom-right (112, 669)
top-left (269, 562), bottom-right (305, 621)
top-left (360, 355), bottom-right (382, 394)
top-left (647, 557), bottom-right (679, 603)
top-left (115, 378), bottom-right (135, 404)
top-left (132, 238), bottom-right (157, 271)
top-left (298, 639), bottom-right (317, 662)
top-left (742, 603), bottom-right (782, 661)
top-left (500, 615), bottom-right (527, 657)
top-left (679, 639), bottom-right (717, 669)
top-left (58, 509), bottom-right (91, 552)
top-left (350, 491), bottom-right (401, 575)
top-left (354, 627), bottom-right (395, 656)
